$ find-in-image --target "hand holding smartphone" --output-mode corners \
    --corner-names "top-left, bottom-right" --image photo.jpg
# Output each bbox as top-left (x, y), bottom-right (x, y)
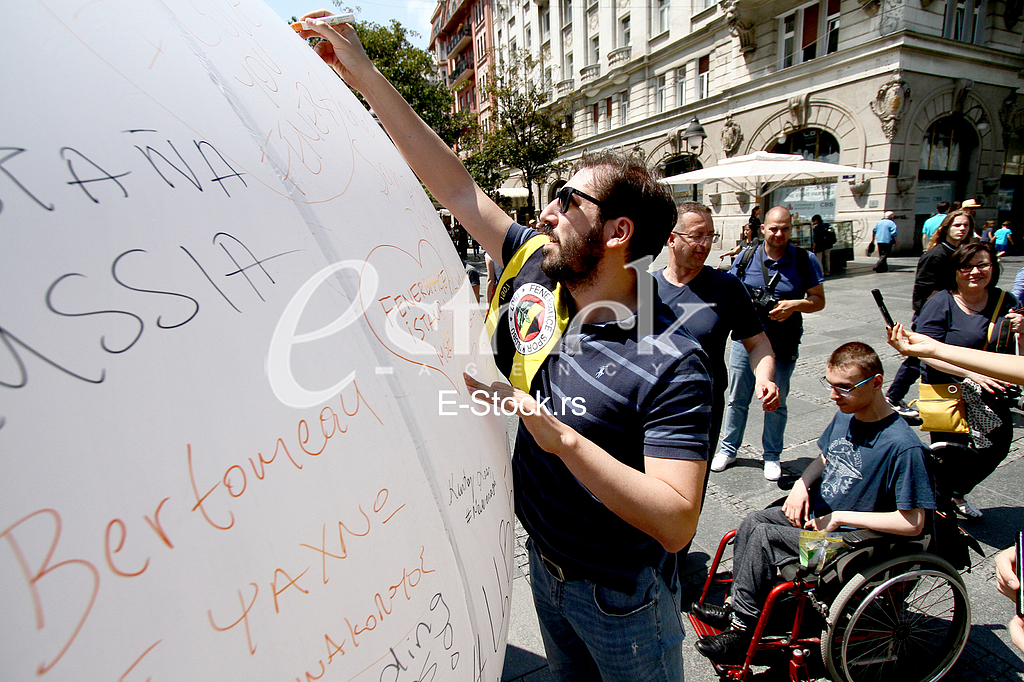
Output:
top-left (871, 289), bottom-right (895, 328)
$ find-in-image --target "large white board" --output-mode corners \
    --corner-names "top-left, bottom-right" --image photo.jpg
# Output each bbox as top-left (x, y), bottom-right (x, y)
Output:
top-left (0, 2), bottom-right (514, 680)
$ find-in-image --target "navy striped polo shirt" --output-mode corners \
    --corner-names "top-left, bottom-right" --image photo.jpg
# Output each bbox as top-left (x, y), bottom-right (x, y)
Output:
top-left (501, 223), bottom-right (711, 590)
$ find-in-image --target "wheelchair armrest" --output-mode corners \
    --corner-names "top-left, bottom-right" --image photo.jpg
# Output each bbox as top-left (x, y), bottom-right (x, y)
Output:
top-left (841, 528), bottom-right (888, 547)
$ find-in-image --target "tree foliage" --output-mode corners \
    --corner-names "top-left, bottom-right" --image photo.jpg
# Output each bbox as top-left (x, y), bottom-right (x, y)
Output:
top-left (354, 19), bottom-right (474, 147)
top-left (295, 8), bottom-right (473, 147)
top-left (479, 51), bottom-right (573, 218)
top-left (463, 141), bottom-right (513, 213)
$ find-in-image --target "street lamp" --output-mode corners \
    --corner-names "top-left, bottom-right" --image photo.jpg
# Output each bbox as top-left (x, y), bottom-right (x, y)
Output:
top-left (682, 117), bottom-right (707, 155)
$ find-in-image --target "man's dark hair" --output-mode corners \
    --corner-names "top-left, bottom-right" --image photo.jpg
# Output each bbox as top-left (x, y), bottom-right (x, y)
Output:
top-left (937, 201), bottom-right (950, 213)
top-left (812, 214), bottom-right (823, 223)
top-left (828, 342), bottom-right (883, 379)
top-left (950, 242), bottom-right (1000, 289)
top-left (576, 150), bottom-right (677, 262)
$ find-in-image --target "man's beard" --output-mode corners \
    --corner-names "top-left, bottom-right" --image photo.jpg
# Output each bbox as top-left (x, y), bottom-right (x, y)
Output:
top-left (541, 224), bottom-right (605, 288)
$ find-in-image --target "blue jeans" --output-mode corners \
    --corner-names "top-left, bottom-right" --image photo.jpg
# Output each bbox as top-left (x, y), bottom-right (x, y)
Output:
top-left (719, 340), bottom-right (796, 462)
top-left (528, 542), bottom-right (685, 682)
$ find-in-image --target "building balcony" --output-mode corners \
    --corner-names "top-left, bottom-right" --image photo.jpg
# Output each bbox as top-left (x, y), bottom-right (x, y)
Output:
top-left (449, 58), bottom-right (476, 87)
top-left (556, 78), bottom-right (575, 98)
top-left (439, 0), bottom-right (470, 35)
top-left (444, 24), bottom-right (473, 58)
top-left (608, 46), bottom-right (631, 68)
top-left (580, 64), bottom-right (601, 96)
top-left (581, 63), bottom-right (600, 82)
top-left (607, 46), bottom-right (631, 84)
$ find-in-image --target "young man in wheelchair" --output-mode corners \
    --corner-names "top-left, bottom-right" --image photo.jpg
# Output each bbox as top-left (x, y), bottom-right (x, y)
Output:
top-left (694, 342), bottom-right (937, 662)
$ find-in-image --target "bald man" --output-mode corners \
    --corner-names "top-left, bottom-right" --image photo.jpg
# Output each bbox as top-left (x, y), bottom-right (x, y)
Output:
top-left (713, 207), bottom-right (826, 480)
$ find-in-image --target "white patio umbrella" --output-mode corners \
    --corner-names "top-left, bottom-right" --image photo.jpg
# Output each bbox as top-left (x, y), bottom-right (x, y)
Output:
top-left (660, 151), bottom-right (885, 195)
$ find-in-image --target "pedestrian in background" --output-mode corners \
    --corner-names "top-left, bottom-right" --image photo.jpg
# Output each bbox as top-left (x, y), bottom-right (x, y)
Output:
top-left (811, 214), bottom-right (834, 276)
top-left (922, 201), bottom-right (950, 246)
top-left (980, 219), bottom-right (996, 243)
top-left (995, 221), bottom-right (1014, 257)
top-left (872, 211), bottom-right (898, 273)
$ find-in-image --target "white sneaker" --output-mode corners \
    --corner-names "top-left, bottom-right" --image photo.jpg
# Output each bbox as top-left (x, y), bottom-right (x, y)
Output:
top-left (710, 452), bottom-right (737, 472)
top-left (763, 461), bottom-right (782, 481)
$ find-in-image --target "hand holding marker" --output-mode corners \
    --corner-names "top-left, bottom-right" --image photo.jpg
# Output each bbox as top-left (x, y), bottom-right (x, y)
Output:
top-left (291, 13), bottom-right (355, 32)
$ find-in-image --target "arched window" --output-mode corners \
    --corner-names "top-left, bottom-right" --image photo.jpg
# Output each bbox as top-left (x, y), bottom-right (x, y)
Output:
top-left (662, 155), bottom-right (703, 202)
top-left (771, 128), bottom-right (840, 164)
top-left (920, 116), bottom-right (977, 172)
top-left (767, 129), bottom-right (841, 226)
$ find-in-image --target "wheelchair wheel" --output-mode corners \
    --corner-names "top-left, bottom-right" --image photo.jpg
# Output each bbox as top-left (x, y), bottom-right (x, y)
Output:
top-left (821, 553), bottom-right (970, 682)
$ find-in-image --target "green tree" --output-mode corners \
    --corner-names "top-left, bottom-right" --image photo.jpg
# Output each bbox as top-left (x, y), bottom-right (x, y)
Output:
top-left (354, 19), bottom-right (474, 146)
top-left (461, 139), bottom-right (512, 212)
top-left (297, 9), bottom-right (473, 147)
top-left (479, 51), bottom-right (573, 219)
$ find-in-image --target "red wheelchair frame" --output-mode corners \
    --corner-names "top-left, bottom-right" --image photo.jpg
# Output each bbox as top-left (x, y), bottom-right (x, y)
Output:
top-left (689, 529), bottom-right (824, 682)
top-left (689, 513), bottom-right (977, 682)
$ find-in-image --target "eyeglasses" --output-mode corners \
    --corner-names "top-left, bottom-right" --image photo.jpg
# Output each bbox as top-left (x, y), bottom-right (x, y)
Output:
top-left (672, 231), bottom-right (721, 244)
top-left (556, 186), bottom-right (605, 214)
top-left (820, 375), bottom-right (874, 397)
top-left (957, 262), bottom-right (994, 274)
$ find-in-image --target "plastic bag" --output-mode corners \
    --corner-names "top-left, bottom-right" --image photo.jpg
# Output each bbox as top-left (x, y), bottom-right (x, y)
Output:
top-left (799, 530), bottom-right (846, 572)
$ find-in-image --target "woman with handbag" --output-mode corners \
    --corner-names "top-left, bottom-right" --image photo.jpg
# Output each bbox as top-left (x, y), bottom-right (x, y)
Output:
top-left (915, 242), bottom-right (1023, 519)
top-left (885, 210), bottom-right (974, 418)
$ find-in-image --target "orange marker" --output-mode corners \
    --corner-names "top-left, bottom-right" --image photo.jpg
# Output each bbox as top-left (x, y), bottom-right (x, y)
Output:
top-left (291, 12), bottom-right (355, 31)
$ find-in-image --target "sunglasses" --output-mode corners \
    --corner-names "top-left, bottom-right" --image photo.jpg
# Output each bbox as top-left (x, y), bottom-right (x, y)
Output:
top-left (556, 186), bottom-right (605, 214)
top-left (820, 375), bottom-right (874, 397)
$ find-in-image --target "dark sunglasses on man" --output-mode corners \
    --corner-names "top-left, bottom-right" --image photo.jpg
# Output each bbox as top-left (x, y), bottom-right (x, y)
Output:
top-left (556, 186), bottom-right (605, 214)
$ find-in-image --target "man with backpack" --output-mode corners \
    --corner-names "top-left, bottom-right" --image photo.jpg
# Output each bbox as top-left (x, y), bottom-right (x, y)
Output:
top-left (712, 206), bottom-right (826, 480)
top-left (811, 214), bottom-right (836, 276)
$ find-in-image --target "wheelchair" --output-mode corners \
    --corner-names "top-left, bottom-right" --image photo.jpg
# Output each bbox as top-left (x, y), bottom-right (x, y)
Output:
top-left (689, 442), bottom-right (981, 682)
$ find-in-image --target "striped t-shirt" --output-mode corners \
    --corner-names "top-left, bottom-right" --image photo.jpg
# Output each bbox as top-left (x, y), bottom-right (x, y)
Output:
top-left (501, 223), bottom-right (711, 590)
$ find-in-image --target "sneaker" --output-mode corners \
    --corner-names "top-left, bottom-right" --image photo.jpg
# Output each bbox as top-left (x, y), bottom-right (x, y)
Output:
top-left (691, 601), bottom-right (733, 630)
top-left (695, 626), bottom-right (753, 663)
top-left (954, 498), bottom-right (983, 520)
top-left (710, 452), bottom-right (737, 472)
top-left (763, 460), bottom-right (782, 481)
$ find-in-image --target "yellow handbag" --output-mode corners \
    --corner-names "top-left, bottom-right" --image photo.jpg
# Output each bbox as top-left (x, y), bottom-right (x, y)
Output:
top-left (911, 290), bottom-right (1008, 434)
top-left (912, 382), bottom-right (969, 433)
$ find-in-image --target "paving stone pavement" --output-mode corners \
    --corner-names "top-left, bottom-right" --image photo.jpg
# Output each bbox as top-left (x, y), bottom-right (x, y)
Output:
top-left (498, 253), bottom-right (1024, 682)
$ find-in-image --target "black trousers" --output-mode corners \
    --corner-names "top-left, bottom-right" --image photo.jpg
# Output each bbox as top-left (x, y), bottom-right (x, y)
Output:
top-left (874, 242), bottom-right (893, 272)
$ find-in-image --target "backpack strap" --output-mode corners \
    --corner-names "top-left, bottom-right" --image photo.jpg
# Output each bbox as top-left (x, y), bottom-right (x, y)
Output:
top-left (734, 242), bottom-right (761, 281)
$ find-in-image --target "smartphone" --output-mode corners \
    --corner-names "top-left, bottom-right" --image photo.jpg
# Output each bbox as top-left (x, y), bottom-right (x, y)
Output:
top-left (1016, 531), bottom-right (1023, 618)
top-left (871, 289), bottom-right (895, 328)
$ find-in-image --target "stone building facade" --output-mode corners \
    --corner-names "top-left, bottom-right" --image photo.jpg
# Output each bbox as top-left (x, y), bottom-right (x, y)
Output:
top-left (471, 0), bottom-right (1024, 253)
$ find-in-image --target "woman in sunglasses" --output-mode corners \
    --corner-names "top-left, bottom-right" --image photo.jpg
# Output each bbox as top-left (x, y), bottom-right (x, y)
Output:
top-left (914, 242), bottom-right (1023, 518)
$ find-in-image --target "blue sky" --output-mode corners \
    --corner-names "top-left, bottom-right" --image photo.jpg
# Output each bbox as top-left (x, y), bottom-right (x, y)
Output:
top-left (261, 0), bottom-right (436, 48)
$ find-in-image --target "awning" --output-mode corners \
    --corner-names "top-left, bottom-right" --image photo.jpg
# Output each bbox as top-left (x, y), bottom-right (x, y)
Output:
top-left (498, 187), bottom-right (530, 199)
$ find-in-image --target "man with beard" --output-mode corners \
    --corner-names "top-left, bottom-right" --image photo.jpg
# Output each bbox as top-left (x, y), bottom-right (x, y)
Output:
top-left (300, 15), bottom-right (711, 681)
top-left (655, 202), bottom-right (779, 457)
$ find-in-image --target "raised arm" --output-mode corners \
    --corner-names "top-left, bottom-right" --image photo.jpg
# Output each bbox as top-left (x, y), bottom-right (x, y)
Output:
top-left (299, 13), bottom-right (513, 263)
top-left (888, 323), bottom-right (1024, 386)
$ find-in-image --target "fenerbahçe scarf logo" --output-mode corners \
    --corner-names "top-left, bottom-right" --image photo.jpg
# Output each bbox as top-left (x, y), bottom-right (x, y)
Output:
top-left (509, 282), bottom-right (558, 355)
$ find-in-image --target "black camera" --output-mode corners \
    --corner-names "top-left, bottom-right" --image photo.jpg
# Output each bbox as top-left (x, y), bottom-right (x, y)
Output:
top-left (749, 272), bottom-right (782, 314)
